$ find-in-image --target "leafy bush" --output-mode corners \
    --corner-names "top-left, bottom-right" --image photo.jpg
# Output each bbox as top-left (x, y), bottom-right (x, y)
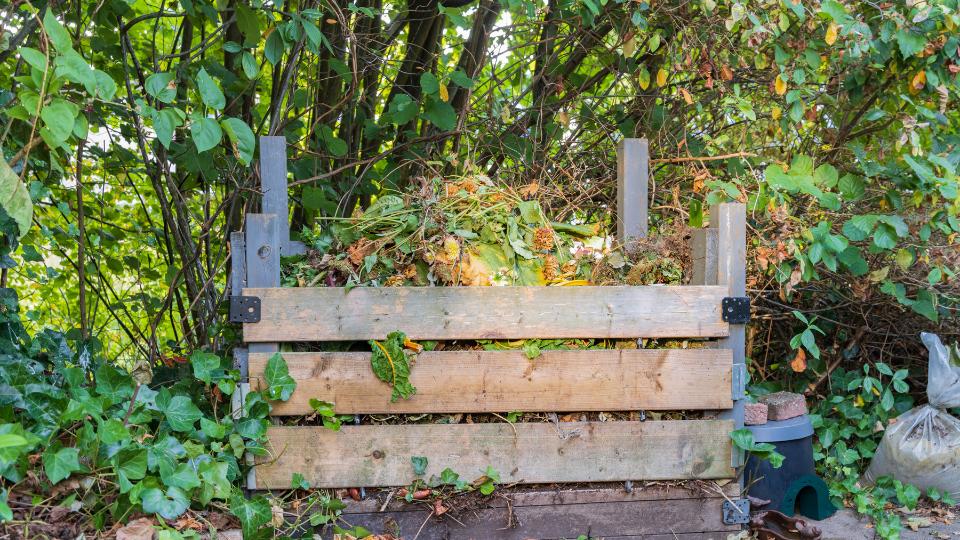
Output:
top-left (0, 286), bottom-right (286, 535)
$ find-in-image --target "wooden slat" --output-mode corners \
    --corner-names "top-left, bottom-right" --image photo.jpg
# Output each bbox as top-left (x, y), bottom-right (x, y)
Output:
top-left (254, 420), bottom-right (734, 488)
top-left (242, 285), bottom-right (729, 342)
top-left (250, 349), bottom-right (733, 415)
top-left (335, 482), bottom-right (739, 513)
top-left (321, 497), bottom-right (735, 539)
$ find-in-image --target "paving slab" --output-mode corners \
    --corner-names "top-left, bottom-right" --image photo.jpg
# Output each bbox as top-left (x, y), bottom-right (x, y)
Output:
top-left (809, 508), bottom-right (960, 540)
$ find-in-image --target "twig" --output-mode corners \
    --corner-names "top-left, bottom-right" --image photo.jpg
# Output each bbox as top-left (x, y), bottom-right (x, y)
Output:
top-left (650, 151), bottom-right (755, 164)
top-left (411, 509), bottom-right (434, 540)
top-left (378, 489), bottom-right (396, 512)
top-left (121, 383), bottom-right (141, 426)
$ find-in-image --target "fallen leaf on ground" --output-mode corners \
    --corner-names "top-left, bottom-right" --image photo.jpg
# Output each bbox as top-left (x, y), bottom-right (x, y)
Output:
top-left (116, 517), bottom-right (155, 540)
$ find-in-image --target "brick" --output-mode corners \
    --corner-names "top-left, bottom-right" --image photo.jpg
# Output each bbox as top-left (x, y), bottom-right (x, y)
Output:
top-left (758, 391), bottom-right (807, 420)
top-left (744, 402), bottom-right (769, 425)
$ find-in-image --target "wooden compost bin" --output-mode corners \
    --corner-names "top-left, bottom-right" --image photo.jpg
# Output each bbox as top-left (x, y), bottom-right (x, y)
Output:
top-left (231, 137), bottom-right (748, 539)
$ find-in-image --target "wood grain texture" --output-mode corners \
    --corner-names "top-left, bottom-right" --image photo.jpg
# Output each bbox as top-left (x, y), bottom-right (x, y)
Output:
top-left (241, 285), bottom-right (730, 342)
top-left (317, 501), bottom-right (734, 539)
top-left (333, 483), bottom-right (740, 513)
top-left (249, 349), bottom-right (734, 415)
top-left (254, 420), bottom-right (734, 488)
top-left (313, 496), bottom-right (735, 539)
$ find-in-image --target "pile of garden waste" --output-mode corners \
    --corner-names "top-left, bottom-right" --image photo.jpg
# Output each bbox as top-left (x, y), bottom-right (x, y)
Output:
top-left (285, 173), bottom-right (686, 289)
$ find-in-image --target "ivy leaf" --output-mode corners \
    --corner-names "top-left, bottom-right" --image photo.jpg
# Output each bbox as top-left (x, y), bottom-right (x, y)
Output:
top-left (369, 331), bottom-right (416, 401)
top-left (200, 417), bottom-right (228, 439)
top-left (42, 11), bottom-right (72, 52)
top-left (197, 461), bottom-right (232, 504)
top-left (221, 117), bottom-right (256, 165)
top-left (163, 462), bottom-right (201, 490)
top-left (164, 395), bottom-right (202, 432)
top-left (43, 447), bottom-right (81, 484)
top-left (191, 351), bottom-right (221, 383)
top-left (190, 113), bottom-right (223, 154)
top-left (411, 455), bottom-right (428, 476)
top-left (145, 72), bottom-right (177, 104)
top-left (0, 160), bottom-right (33, 239)
top-left (141, 486), bottom-right (190, 519)
top-left (230, 492), bottom-right (272, 537)
top-left (196, 68), bottom-right (226, 110)
top-left (264, 353), bottom-right (296, 401)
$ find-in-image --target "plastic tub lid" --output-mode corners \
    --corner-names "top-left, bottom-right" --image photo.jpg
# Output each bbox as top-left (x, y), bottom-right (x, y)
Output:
top-left (747, 415), bottom-right (814, 443)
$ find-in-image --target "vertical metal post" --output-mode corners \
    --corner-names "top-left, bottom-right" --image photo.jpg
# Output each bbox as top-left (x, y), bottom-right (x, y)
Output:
top-left (714, 203), bottom-right (747, 472)
top-left (616, 138), bottom-right (649, 248)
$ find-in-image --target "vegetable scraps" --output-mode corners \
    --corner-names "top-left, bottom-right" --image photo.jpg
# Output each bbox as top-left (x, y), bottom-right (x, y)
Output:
top-left (370, 331), bottom-right (418, 401)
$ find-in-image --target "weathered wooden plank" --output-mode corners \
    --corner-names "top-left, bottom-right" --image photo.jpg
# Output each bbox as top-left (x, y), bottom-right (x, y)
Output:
top-left (241, 285), bottom-right (730, 342)
top-left (250, 349), bottom-right (733, 415)
top-left (316, 496), bottom-right (735, 539)
top-left (333, 483), bottom-right (740, 513)
top-left (617, 138), bottom-right (649, 247)
top-left (255, 420), bottom-right (734, 488)
top-left (690, 228), bottom-right (718, 286)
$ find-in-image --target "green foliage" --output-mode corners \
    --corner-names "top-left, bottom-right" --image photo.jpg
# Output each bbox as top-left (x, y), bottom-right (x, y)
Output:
top-left (730, 428), bottom-right (785, 468)
top-left (369, 331), bottom-right (416, 401)
top-left (308, 398), bottom-right (349, 431)
top-left (264, 352), bottom-right (297, 401)
top-left (0, 289), bottom-right (275, 530)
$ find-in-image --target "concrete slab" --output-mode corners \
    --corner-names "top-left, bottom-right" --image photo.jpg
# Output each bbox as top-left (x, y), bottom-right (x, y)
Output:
top-left (808, 508), bottom-right (960, 540)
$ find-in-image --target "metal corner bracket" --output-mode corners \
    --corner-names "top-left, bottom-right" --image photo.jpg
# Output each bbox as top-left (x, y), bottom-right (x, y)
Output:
top-left (722, 499), bottom-right (751, 525)
top-left (722, 296), bottom-right (751, 324)
top-left (230, 295), bottom-right (261, 323)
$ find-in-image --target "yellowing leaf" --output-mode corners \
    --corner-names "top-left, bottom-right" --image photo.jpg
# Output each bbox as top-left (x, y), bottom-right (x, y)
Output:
top-left (638, 66), bottom-right (651, 90)
top-left (910, 70), bottom-right (926, 93)
top-left (774, 74), bottom-right (787, 95)
top-left (556, 110), bottom-right (569, 126)
top-left (656, 68), bottom-right (668, 87)
top-left (680, 87), bottom-right (693, 105)
top-left (771, 106), bottom-right (782, 120)
top-left (438, 82), bottom-right (449, 102)
top-left (623, 36), bottom-right (636, 57)
top-left (825, 22), bottom-right (838, 45)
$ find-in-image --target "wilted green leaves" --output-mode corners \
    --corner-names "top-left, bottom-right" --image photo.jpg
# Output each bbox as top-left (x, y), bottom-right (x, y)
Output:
top-left (369, 331), bottom-right (417, 401)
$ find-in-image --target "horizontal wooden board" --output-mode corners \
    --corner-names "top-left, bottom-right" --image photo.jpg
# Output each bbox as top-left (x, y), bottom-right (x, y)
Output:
top-left (254, 420), bottom-right (734, 489)
top-left (250, 349), bottom-right (733, 415)
top-left (317, 497), bottom-right (736, 539)
top-left (333, 482), bottom-right (740, 513)
top-left (241, 285), bottom-right (730, 342)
